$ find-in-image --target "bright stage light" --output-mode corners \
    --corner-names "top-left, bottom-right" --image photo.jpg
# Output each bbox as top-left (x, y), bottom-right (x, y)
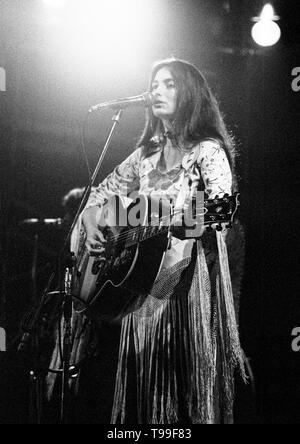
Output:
top-left (260, 4), bottom-right (278, 21)
top-left (43, 0), bottom-right (161, 76)
top-left (251, 4), bottom-right (281, 47)
top-left (64, 0), bottom-right (150, 44)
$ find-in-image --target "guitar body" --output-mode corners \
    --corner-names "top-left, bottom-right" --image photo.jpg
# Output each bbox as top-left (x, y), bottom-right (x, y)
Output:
top-left (72, 192), bottom-right (240, 319)
top-left (73, 195), bottom-right (171, 317)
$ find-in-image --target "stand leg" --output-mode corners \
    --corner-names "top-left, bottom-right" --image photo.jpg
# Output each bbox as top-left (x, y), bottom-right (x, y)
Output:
top-left (60, 268), bottom-right (73, 424)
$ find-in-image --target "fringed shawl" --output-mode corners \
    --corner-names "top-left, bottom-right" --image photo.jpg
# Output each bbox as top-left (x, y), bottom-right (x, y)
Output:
top-left (110, 232), bottom-right (246, 424)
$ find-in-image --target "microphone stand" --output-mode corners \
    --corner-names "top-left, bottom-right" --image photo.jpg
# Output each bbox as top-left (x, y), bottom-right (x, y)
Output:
top-left (58, 109), bottom-right (123, 424)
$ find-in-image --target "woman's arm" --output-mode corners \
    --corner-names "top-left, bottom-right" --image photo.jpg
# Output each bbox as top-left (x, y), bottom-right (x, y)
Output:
top-left (82, 148), bottom-right (142, 254)
top-left (198, 140), bottom-right (232, 199)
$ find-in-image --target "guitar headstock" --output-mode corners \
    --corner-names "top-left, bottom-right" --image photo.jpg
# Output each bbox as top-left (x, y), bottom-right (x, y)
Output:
top-left (204, 192), bottom-right (240, 231)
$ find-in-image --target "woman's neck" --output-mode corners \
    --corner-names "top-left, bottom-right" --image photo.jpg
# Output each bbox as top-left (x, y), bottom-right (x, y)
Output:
top-left (165, 133), bottom-right (193, 153)
top-left (159, 120), bottom-right (193, 152)
top-left (162, 119), bottom-right (173, 134)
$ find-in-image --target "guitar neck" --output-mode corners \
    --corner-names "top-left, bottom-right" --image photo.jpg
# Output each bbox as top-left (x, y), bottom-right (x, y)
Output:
top-left (121, 223), bottom-right (170, 248)
top-left (109, 193), bottom-right (239, 248)
top-left (108, 195), bottom-right (239, 247)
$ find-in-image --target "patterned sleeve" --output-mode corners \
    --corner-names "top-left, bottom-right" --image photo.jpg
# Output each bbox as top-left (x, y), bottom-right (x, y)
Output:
top-left (87, 147), bottom-right (142, 207)
top-left (198, 140), bottom-right (232, 199)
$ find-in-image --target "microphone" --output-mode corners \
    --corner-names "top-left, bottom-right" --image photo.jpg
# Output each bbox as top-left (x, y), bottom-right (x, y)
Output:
top-left (88, 91), bottom-right (153, 113)
top-left (19, 218), bottom-right (62, 227)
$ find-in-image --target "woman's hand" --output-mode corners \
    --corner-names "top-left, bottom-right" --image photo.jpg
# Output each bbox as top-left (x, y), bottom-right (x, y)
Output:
top-left (82, 206), bottom-right (107, 257)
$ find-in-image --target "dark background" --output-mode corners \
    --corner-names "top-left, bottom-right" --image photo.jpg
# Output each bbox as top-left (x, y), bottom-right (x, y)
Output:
top-left (0, 0), bottom-right (299, 423)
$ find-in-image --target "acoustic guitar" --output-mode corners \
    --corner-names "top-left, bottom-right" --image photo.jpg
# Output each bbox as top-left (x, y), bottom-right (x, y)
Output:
top-left (72, 193), bottom-right (240, 318)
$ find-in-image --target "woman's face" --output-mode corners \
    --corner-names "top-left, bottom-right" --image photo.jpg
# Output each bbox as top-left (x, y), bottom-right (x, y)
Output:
top-left (151, 67), bottom-right (177, 122)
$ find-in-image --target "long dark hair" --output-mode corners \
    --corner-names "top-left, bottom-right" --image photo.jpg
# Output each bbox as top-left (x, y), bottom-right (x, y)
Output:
top-left (138, 58), bottom-right (236, 182)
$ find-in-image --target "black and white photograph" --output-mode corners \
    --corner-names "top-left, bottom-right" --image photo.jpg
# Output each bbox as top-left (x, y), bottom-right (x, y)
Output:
top-left (0, 0), bottom-right (299, 427)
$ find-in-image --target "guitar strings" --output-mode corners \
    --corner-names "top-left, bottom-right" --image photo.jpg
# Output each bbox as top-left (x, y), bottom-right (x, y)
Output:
top-left (104, 207), bottom-right (226, 248)
top-left (105, 206), bottom-right (206, 243)
top-left (105, 199), bottom-right (234, 245)
top-left (105, 195), bottom-right (234, 245)
top-left (76, 195), bottom-right (236, 264)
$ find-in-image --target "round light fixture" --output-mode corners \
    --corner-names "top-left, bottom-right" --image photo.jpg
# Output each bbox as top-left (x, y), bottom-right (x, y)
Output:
top-left (251, 4), bottom-right (281, 47)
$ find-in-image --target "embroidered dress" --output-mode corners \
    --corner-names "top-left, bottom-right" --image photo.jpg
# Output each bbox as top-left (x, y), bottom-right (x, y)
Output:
top-left (86, 139), bottom-right (232, 209)
top-left (47, 139), bottom-right (246, 424)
